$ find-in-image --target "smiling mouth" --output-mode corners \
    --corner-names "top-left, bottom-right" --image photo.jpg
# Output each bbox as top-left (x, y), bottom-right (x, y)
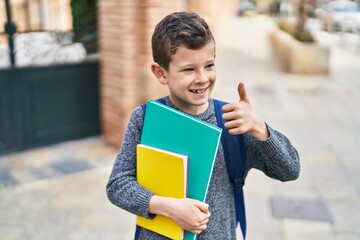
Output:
top-left (189, 87), bottom-right (208, 94)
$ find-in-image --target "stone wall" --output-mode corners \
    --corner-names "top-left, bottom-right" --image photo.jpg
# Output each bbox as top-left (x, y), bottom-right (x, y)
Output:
top-left (98, 0), bottom-right (237, 147)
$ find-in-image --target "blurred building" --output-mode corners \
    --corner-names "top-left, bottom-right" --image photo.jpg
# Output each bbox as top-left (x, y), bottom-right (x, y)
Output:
top-left (0, 0), bottom-right (237, 154)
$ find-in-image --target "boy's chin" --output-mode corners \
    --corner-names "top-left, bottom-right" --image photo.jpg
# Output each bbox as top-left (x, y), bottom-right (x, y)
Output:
top-left (193, 98), bottom-right (209, 105)
top-left (187, 94), bottom-right (209, 103)
top-left (189, 98), bottom-right (210, 110)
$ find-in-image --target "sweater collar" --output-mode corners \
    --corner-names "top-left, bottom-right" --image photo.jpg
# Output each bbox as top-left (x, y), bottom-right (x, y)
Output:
top-left (164, 96), bottom-right (214, 121)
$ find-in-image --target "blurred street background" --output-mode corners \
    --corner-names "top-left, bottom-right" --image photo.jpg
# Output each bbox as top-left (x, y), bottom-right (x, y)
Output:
top-left (1, 0), bottom-right (360, 239)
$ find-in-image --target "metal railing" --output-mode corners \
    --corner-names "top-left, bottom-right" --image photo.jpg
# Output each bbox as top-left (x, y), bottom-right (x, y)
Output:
top-left (4, 0), bottom-right (16, 67)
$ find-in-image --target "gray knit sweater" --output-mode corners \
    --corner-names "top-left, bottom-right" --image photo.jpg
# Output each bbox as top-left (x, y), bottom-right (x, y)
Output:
top-left (106, 97), bottom-right (300, 240)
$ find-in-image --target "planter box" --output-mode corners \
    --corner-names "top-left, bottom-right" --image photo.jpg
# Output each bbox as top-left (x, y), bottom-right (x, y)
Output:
top-left (269, 28), bottom-right (330, 74)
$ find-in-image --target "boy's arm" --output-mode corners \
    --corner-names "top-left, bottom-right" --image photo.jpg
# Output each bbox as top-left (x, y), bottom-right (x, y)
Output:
top-left (222, 82), bottom-right (300, 181)
top-left (244, 126), bottom-right (300, 181)
top-left (106, 107), bottom-right (155, 218)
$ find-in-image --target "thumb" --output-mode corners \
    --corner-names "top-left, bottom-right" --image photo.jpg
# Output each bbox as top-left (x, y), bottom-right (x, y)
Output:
top-left (238, 82), bottom-right (250, 104)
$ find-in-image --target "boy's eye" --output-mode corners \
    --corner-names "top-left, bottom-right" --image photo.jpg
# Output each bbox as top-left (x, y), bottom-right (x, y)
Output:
top-left (182, 68), bottom-right (193, 72)
top-left (206, 63), bottom-right (215, 68)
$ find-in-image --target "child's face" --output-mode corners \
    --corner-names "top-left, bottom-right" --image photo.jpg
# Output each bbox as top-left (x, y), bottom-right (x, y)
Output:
top-left (160, 42), bottom-right (216, 115)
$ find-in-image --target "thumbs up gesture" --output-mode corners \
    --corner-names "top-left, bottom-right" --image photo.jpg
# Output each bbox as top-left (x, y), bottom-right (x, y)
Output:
top-left (222, 82), bottom-right (269, 140)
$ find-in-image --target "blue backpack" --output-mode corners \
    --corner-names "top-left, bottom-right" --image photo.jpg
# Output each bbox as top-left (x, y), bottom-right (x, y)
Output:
top-left (136, 98), bottom-right (247, 240)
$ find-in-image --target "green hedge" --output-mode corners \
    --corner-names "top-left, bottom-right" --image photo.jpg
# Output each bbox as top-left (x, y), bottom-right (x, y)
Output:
top-left (71, 0), bottom-right (98, 53)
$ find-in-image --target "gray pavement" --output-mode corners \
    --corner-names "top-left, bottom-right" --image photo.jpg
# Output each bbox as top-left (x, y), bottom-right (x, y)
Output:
top-left (1, 16), bottom-right (360, 240)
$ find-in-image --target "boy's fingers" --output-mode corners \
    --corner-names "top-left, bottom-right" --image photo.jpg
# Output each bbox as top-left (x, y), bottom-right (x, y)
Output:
top-left (238, 82), bottom-right (250, 104)
top-left (224, 119), bottom-right (241, 129)
top-left (191, 224), bottom-right (207, 235)
top-left (199, 216), bottom-right (210, 225)
top-left (194, 201), bottom-right (209, 214)
top-left (221, 102), bottom-right (237, 113)
top-left (222, 82), bottom-right (250, 113)
top-left (222, 111), bottom-right (238, 121)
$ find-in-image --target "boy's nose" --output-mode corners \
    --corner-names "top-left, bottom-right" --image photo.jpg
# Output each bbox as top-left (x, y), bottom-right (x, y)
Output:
top-left (195, 71), bottom-right (208, 84)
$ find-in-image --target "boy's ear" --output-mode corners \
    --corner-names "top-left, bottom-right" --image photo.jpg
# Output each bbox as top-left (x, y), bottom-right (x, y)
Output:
top-left (151, 63), bottom-right (167, 85)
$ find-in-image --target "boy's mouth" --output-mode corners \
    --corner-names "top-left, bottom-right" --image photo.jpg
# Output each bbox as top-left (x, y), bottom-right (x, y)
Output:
top-left (189, 87), bottom-right (208, 94)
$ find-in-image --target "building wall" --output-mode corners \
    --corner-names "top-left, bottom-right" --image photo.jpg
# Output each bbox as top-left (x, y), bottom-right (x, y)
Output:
top-left (98, 0), bottom-right (237, 147)
top-left (0, 0), bottom-right (72, 37)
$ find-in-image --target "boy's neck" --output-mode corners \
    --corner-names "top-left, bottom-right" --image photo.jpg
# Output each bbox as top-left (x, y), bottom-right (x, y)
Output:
top-left (166, 96), bottom-right (211, 116)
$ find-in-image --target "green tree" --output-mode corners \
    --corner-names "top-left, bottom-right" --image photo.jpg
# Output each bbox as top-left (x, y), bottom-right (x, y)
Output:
top-left (71, 0), bottom-right (98, 53)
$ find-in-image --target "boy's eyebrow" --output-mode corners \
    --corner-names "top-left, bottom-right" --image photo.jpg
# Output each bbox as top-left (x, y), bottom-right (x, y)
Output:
top-left (176, 58), bottom-right (215, 67)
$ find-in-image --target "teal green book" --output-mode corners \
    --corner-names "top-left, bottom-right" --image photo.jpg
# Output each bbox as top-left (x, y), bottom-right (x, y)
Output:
top-left (140, 100), bottom-right (222, 240)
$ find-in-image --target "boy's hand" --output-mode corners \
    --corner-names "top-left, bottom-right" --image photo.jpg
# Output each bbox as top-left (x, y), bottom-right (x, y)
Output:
top-left (168, 198), bottom-right (210, 234)
top-left (222, 82), bottom-right (269, 140)
top-left (149, 196), bottom-right (211, 235)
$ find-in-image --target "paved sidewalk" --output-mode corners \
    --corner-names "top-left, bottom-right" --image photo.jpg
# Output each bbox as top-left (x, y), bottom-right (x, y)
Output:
top-left (215, 16), bottom-right (360, 240)
top-left (1, 16), bottom-right (360, 240)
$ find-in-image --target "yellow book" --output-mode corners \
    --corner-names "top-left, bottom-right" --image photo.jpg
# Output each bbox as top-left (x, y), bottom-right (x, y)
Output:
top-left (136, 144), bottom-right (188, 240)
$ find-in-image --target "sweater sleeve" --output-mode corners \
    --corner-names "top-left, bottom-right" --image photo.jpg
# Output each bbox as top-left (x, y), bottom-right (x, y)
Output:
top-left (106, 106), bottom-right (155, 218)
top-left (244, 124), bottom-right (300, 181)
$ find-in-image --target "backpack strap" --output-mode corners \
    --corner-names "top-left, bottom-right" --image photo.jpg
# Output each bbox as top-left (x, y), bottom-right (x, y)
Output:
top-left (213, 99), bottom-right (247, 240)
top-left (134, 225), bottom-right (140, 240)
top-left (140, 97), bottom-right (166, 113)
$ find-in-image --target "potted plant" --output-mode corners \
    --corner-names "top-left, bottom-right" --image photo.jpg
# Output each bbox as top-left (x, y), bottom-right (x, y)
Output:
top-left (269, 0), bottom-right (330, 74)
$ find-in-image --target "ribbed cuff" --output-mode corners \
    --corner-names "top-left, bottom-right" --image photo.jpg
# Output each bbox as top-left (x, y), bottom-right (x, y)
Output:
top-left (137, 190), bottom-right (155, 219)
top-left (252, 124), bottom-right (281, 154)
